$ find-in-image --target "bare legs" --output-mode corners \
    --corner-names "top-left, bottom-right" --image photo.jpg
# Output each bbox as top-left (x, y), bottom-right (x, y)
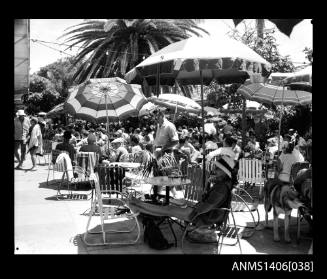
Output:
top-left (30, 149), bottom-right (37, 170)
top-left (14, 140), bottom-right (26, 168)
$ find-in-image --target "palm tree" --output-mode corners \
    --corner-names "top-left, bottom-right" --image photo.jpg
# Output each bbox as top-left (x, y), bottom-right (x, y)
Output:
top-left (61, 19), bottom-right (209, 84)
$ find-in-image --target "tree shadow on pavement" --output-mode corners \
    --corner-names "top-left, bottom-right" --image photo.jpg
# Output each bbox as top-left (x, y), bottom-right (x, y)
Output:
top-left (243, 216), bottom-right (312, 254)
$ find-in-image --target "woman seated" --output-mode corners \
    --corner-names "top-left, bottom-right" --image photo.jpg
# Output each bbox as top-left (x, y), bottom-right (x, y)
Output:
top-left (127, 161), bottom-right (234, 228)
top-left (130, 135), bottom-right (143, 154)
top-left (176, 136), bottom-right (200, 163)
top-left (265, 141), bottom-right (303, 189)
top-left (79, 134), bottom-right (102, 164)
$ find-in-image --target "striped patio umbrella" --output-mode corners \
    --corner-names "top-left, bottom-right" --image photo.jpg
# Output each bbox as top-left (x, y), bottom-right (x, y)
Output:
top-left (148, 94), bottom-right (201, 113)
top-left (64, 78), bottom-right (148, 125)
top-left (237, 82), bottom-right (312, 106)
top-left (283, 65), bottom-right (312, 92)
top-left (237, 81), bottom-right (312, 152)
top-left (283, 65), bottom-right (312, 85)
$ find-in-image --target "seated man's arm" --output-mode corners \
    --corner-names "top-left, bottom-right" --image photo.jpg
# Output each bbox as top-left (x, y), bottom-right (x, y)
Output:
top-left (190, 182), bottom-right (230, 220)
top-left (206, 148), bottom-right (221, 162)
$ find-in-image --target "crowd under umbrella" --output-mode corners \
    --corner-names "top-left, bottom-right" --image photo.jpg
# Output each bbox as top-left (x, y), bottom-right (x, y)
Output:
top-left (125, 34), bottom-right (271, 189)
top-left (64, 77), bottom-right (148, 150)
top-left (237, 81), bottom-right (312, 152)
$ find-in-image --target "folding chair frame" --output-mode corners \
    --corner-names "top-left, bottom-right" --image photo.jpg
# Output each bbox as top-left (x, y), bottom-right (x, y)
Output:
top-left (83, 174), bottom-right (141, 246)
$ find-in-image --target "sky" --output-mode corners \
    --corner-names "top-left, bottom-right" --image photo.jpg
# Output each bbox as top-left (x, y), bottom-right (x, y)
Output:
top-left (29, 19), bottom-right (313, 74)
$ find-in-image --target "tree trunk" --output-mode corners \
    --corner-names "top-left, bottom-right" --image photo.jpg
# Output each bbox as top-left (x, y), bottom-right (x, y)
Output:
top-left (256, 19), bottom-right (265, 39)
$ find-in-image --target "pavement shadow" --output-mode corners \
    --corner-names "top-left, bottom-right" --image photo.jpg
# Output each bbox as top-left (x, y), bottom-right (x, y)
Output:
top-left (243, 215), bottom-right (312, 254)
top-left (38, 180), bottom-right (61, 190)
top-left (75, 215), bottom-right (222, 254)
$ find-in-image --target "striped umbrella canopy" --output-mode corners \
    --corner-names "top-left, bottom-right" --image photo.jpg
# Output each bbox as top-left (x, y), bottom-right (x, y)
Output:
top-left (237, 81), bottom-right (312, 153)
top-left (237, 82), bottom-right (312, 106)
top-left (148, 94), bottom-right (201, 114)
top-left (64, 77), bottom-right (148, 124)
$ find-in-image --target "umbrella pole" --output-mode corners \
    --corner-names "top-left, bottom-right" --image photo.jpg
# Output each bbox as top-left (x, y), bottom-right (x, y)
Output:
top-left (241, 96), bottom-right (247, 149)
top-left (200, 70), bottom-right (206, 191)
top-left (278, 86), bottom-right (285, 154)
top-left (105, 93), bottom-right (110, 153)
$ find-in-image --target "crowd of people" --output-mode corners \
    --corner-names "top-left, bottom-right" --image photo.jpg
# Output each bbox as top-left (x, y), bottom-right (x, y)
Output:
top-left (14, 107), bottom-right (312, 241)
top-left (14, 107), bottom-right (312, 173)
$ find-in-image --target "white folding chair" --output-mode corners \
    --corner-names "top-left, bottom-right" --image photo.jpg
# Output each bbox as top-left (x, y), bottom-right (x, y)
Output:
top-left (237, 158), bottom-right (264, 199)
top-left (37, 139), bottom-right (53, 165)
top-left (83, 172), bottom-right (141, 246)
top-left (233, 158), bottom-right (264, 228)
top-left (47, 149), bottom-right (68, 186)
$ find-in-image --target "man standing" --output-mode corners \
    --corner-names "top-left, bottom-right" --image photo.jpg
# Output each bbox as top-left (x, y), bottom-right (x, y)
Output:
top-left (152, 109), bottom-right (180, 200)
top-left (153, 109), bottom-right (179, 159)
top-left (14, 109), bottom-right (30, 169)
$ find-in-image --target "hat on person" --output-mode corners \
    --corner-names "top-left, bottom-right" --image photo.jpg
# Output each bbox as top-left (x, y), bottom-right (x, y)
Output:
top-left (87, 134), bottom-right (97, 144)
top-left (209, 153), bottom-right (236, 179)
top-left (17, 109), bottom-right (26, 116)
top-left (111, 138), bottom-right (124, 144)
top-left (115, 129), bottom-right (123, 136)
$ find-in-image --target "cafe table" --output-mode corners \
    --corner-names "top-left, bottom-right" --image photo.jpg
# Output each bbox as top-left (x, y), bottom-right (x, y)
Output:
top-left (102, 161), bottom-right (141, 169)
top-left (143, 176), bottom-right (191, 205)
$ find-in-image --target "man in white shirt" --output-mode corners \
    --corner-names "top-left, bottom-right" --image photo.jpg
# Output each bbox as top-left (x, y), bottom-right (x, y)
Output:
top-left (153, 109), bottom-right (179, 159)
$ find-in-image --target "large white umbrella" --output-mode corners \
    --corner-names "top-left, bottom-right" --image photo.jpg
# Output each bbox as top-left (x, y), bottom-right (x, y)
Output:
top-left (125, 35), bottom-right (271, 86)
top-left (125, 34), bottom-right (271, 189)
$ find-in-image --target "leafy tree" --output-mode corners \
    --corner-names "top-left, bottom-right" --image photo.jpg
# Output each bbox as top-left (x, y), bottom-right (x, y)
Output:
top-left (22, 74), bottom-right (61, 115)
top-left (37, 57), bottom-right (83, 100)
top-left (61, 19), bottom-right (208, 84)
top-left (303, 47), bottom-right (313, 64)
top-left (228, 27), bottom-right (295, 73)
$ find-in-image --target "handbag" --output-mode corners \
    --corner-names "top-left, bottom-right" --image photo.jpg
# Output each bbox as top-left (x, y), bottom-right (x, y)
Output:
top-left (142, 214), bottom-right (174, 250)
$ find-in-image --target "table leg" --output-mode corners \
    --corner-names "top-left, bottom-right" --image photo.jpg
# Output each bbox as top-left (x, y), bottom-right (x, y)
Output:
top-left (165, 186), bottom-right (170, 205)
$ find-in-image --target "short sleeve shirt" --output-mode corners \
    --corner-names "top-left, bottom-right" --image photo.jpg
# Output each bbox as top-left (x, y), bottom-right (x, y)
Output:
top-left (278, 153), bottom-right (300, 182)
top-left (154, 119), bottom-right (179, 148)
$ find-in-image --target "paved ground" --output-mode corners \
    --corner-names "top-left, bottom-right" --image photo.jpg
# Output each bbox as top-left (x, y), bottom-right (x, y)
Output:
top-left (14, 154), bottom-right (313, 254)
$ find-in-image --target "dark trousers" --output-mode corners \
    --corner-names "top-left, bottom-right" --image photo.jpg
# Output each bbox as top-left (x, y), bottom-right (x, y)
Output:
top-left (14, 140), bottom-right (27, 162)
